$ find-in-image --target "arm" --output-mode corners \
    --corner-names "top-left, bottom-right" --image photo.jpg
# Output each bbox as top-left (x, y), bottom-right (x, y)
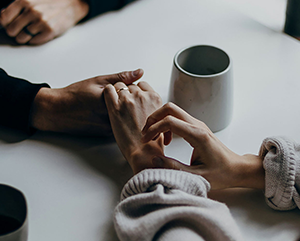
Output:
top-left (142, 103), bottom-right (300, 211)
top-left (0, 68), bottom-right (142, 135)
top-left (103, 83), bottom-right (243, 240)
top-left (84, 0), bottom-right (136, 21)
top-left (115, 169), bottom-right (244, 241)
top-left (0, 68), bottom-right (49, 133)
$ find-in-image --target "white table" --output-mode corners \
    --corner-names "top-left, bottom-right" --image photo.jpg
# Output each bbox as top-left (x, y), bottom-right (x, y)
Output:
top-left (0, 0), bottom-right (300, 240)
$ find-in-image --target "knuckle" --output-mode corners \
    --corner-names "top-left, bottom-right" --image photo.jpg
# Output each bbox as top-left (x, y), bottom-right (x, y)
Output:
top-left (117, 72), bottom-right (127, 82)
top-left (164, 102), bottom-right (175, 112)
top-left (163, 116), bottom-right (173, 127)
top-left (150, 92), bottom-right (161, 103)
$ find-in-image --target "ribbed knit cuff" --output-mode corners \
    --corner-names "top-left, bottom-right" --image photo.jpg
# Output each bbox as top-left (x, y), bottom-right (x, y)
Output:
top-left (259, 136), bottom-right (299, 210)
top-left (120, 169), bottom-right (210, 201)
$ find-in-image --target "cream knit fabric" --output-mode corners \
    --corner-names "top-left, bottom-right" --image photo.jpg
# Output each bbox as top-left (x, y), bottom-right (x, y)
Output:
top-left (260, 136), bottom-right (300, 210)
top-left (114, 169), bottom-right (243, 241)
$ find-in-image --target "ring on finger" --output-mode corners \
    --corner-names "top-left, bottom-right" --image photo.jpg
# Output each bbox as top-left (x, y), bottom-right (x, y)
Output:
top-left (23, 26), bottom-right (35, 37)
top-left (116, 87), bottom-right (129, 93)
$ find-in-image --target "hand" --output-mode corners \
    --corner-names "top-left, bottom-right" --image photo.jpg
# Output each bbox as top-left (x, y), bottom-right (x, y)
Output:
top-left (104, 81), bottom-right (164, 174)
top-left (141, 102), bottom-right (265, 190)
top-left (30, 69), bottom-right (143, 136)
top-left (0, 0), bottom-right (89, 44)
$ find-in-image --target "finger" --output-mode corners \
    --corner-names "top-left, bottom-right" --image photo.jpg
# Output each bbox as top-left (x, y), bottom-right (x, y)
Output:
top-left (103, 84), bottom-right (119, 110)
top-left (6, 10), bottom-right (36, 37)
top-left (0, 1), bottom-right (24, 28)
top-left (15, 30), bottom-right (32, 44)
top-left (104, 69), bottom-right (144, 86)
top-left (114, 82), bottom-right (131, 98)
top-left (26, 21), bottom-right (44, 35)
top-left (142, 115), bottom-right (200, 147)
top-left (142, 102), bottom-right (194, 134)
top-left (152, 155), bottom-right (191, 172)
top-left (163, 131), bottom-right (172, 145)
top-left (16, 20), bottom-right (44, 43)
top-left (128, 84), bottom-right (140, 94)
top-left (28, 28), bottom-right (55, 45)
top-left (137, 81), bottom-right (154, 91)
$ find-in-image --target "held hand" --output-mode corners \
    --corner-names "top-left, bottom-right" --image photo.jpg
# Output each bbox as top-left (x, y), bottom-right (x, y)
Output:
top-left (0, 0), bottom-right (89, 44)
top-left (141, 102), bottom-right (265, 190)
top-left (30, 69), bottom-right (143, 136)
top-left (104, 81), bottom-right (164, 174)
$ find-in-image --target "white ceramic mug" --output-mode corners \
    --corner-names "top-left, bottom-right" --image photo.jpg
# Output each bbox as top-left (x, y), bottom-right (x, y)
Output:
top-left (0, 184), bottom-right (28, 241)
top-left (168, 45), bottom-right (233, 132)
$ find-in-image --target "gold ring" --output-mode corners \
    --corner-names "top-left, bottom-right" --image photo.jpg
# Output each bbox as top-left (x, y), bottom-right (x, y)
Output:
top-left (116, 87), bottom-right (129, 93)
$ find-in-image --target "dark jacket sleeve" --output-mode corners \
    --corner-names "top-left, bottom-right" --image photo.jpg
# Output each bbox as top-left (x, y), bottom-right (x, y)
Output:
top-left (0, 68), bottom-right (50, 133)
top-left (84, 0), bottom-right (136, 20)
top-left (284, 0), bottom-right (300, 38)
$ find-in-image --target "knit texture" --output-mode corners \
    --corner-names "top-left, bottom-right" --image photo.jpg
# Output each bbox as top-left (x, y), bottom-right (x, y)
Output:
top-left (114, 169), bottom-right (243, 241)
top-left (259, 136), bottom-right (300, 210)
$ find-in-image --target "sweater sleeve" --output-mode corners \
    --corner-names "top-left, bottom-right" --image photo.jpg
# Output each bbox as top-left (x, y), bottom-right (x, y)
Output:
top-left (0, 68), bottom-right (50, 134)
top-left (114, 169), bottom-right (244, 241)
top-left (84, 0), bottom-right (137, 21)
top-left (259, 136), bottom-right (300, 211)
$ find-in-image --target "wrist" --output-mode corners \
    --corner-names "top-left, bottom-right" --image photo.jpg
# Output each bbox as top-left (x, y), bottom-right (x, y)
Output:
top-left (30, 87), bottom-right (58, 132)
top-left (235, 154), bottom-right (265, 190)
top-left (129, 140), bottom-right (164, 174)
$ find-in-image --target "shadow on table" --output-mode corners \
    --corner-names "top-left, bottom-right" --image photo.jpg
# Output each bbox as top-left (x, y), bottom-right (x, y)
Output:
top-left (32, 132), bottom-right (130, 241)
top-left (0, 126), bottom-right (130, 241)
top-left (0, 29), bottom-right (18, 46)
top-left (209, 188), bottom-right (300, 238)
top-left (0, 126), bottom-right (30, 143)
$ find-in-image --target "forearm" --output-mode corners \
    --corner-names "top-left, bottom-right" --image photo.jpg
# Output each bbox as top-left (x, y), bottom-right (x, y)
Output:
top-left (114, 169), bottom-right (244, 241)
top-left (0, 68), bottom-right (50, 133)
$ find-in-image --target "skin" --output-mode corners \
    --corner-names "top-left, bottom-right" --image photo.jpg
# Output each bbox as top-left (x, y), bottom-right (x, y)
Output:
top-left (30, 69), bottom-right (143, 136)
top-left (0, 0), bottom-right (89, 44)
top-left (141, 102), bottom-right (265, 190)
top-left (103, 81), bottom-right (164, 174)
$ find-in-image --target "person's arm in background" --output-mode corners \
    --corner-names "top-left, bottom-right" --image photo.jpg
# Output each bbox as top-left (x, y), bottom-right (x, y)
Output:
top-left (103, 83), bottom-right (244, 241)
top-left (0, 0), bottom-right (136, 45)
top-left (0, 68), bottom-right (143, 135)
top-left (84, 0), bottom-right (136, 21)
top-left (284, 0), bottom-right (300, 40)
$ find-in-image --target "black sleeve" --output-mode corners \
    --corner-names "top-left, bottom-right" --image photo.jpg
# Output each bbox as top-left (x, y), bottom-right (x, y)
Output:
top-left (0, 68), bottom-right (50, 133)
top-left (84, 0), bottom-right (136, 20)
top-left (284, 0), bottom-right (300, 38)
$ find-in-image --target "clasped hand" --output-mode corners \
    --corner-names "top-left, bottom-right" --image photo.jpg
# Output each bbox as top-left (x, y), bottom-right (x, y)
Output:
top-left (0, 0), bottom-right (89, 44)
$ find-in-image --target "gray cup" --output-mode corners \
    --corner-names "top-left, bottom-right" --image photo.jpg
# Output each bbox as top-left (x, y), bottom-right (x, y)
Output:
top-left (0, 184), bottom-right (28, 241)
top-left (168, 45), bottom-right (233, 132)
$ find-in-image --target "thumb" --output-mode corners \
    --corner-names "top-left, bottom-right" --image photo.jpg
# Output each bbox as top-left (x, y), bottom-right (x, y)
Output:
top-left (152, 155), bottom-right (190, 172)
top-left (107, 69), bottom-right (144, 85)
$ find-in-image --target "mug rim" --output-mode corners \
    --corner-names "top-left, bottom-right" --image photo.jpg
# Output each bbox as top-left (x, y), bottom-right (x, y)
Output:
top-left (174, 45), bottom-right (231, 78)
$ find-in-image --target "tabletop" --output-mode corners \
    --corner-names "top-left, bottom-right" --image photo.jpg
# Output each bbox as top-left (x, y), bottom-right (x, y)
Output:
top-left (0, 0), bottom-right (300, 240)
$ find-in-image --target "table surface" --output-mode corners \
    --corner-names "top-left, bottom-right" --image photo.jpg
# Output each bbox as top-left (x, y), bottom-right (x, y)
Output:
top-left (0, 0), bottom-right (300, 240)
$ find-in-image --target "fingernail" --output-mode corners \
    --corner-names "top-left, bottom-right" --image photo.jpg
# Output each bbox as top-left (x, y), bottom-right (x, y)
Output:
top-left (132, 69), bottom-right (141, 77)
top-left (152, 156), bottom-right (164, 167)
